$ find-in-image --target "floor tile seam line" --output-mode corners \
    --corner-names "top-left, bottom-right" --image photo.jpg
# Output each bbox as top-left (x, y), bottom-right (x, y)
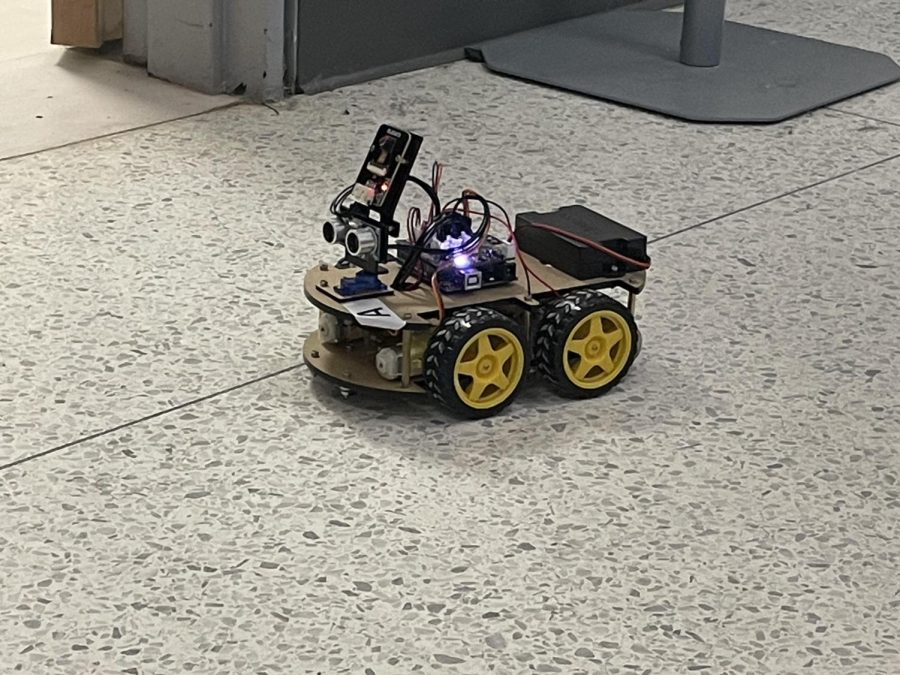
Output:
top-left (649, 150), bottom-right (900, 245)
top-left (0, 49), bottom-right (61, 66)
top-left (0, 363), bottom-right (304, 472)
top-left (827, 106), bottom-right (900, 129)
top-left (0, 101), bottom-right (243, 164)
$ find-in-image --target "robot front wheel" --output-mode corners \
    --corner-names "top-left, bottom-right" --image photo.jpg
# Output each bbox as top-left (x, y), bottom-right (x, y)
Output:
top-left (423, 306), bottom-right (528, 419)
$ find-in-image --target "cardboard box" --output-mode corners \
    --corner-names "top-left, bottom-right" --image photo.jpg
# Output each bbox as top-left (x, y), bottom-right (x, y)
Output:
top-left (52, 0), bottom-right (122, 48)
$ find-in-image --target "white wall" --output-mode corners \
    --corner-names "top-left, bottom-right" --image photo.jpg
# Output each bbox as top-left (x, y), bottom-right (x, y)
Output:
top-left (123, 0), bottom-right (147, 65)
top-left (135, 0), bottom-right (284, 101)
top-left (224, 0), bottom-right (284, 100)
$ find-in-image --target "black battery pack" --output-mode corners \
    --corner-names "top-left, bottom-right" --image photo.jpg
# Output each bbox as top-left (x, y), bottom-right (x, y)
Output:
top-left (516, 205), bottom-right (649, 279)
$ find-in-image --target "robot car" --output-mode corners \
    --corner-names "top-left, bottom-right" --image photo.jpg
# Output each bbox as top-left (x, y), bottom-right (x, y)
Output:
top-left (303, 125), bottom-right (651, 418)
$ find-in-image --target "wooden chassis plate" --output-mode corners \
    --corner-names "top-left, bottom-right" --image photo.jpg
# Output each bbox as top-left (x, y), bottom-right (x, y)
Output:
top-left (304, 331), bottom-right (427, 395)
top-left (305, 254), bottom-right (645, 327)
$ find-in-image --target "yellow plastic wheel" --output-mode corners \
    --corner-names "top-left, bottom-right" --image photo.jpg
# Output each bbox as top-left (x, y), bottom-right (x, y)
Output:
top-left (535, 290), bottom-right (639, 398)
top-left (453, 328), bottom-right (525, 410)
top-left (562, 310), bottom-right (632, 389)
top-left (424, 307), bottom-right (527, 418)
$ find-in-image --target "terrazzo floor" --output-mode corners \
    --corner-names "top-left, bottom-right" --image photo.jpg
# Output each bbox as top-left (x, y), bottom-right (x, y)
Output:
top-left (1, 1), bottom-right (898, 673)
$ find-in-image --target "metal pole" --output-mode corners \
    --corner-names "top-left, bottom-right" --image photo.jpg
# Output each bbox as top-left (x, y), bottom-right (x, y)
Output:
top-left (680, 0), bottom-right (727, 67)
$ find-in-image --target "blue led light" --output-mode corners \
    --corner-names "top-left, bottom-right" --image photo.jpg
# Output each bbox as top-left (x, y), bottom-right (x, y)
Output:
top-left (452, 253), bottom-right (472, 269)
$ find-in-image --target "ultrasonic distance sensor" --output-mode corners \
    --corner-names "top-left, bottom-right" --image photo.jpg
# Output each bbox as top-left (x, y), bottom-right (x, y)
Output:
top-left (345, 227), bottom-right (378, 257)
top-left (323, 220), bottom-right (348, 245)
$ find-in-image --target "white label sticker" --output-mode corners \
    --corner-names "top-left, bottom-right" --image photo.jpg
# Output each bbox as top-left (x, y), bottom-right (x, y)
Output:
top-left (343, 298), bottom-right (406, 330)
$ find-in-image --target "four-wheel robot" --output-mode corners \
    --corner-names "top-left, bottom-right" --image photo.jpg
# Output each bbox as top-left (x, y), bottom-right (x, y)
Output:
top-left (304, 125), bottom-right (651, 418)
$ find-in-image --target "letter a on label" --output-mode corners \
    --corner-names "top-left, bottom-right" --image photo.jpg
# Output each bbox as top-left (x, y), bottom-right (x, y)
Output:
top-left (343, 299), bottom-right (406, 330)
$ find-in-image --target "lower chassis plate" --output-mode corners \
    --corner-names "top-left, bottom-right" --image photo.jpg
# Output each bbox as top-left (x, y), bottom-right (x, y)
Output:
top-left (304, 332), bottom-right (426, 395)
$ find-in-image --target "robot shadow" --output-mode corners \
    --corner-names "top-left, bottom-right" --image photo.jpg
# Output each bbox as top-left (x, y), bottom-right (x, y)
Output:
top-left (304, 369), bottom-right (662, 463)
top-left (310, 368), bottom-right (565, 415)
top-left (301, 348), bottom-right (717, 466)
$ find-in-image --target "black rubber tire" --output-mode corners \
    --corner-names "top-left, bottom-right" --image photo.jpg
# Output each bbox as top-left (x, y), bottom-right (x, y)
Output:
top-left (424, 306), bottom-right (528, 419)
top-left (534, 290), bottom-right (639, 399)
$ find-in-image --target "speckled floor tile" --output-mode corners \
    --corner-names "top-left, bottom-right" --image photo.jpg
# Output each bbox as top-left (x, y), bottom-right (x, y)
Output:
top-left (726, 0), bottom-right (900, 126)
top-left (282, 60), bottom-right (900, 234)
top-left (1, 154), bottom-right (898, 674)
top-left (4, 59), bottom-right (900, 462)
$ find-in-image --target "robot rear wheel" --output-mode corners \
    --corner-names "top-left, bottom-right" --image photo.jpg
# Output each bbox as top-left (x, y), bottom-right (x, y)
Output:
top-left (535, 290), bottom-right (639, 399)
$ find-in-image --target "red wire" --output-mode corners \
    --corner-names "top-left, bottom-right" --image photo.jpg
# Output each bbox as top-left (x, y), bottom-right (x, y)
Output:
top-left (506, 228), bottom-right (558, 295)
top-left (520, 255), bottom-right (558, 295)
top-left (461, 188), bottom-right (476, 221)
top-left (480, 210), bottom-right (559, 295)
top-left (431, 262), bottom-right (447, 320)
top-left (529, 222), bottom-right (651, 270)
